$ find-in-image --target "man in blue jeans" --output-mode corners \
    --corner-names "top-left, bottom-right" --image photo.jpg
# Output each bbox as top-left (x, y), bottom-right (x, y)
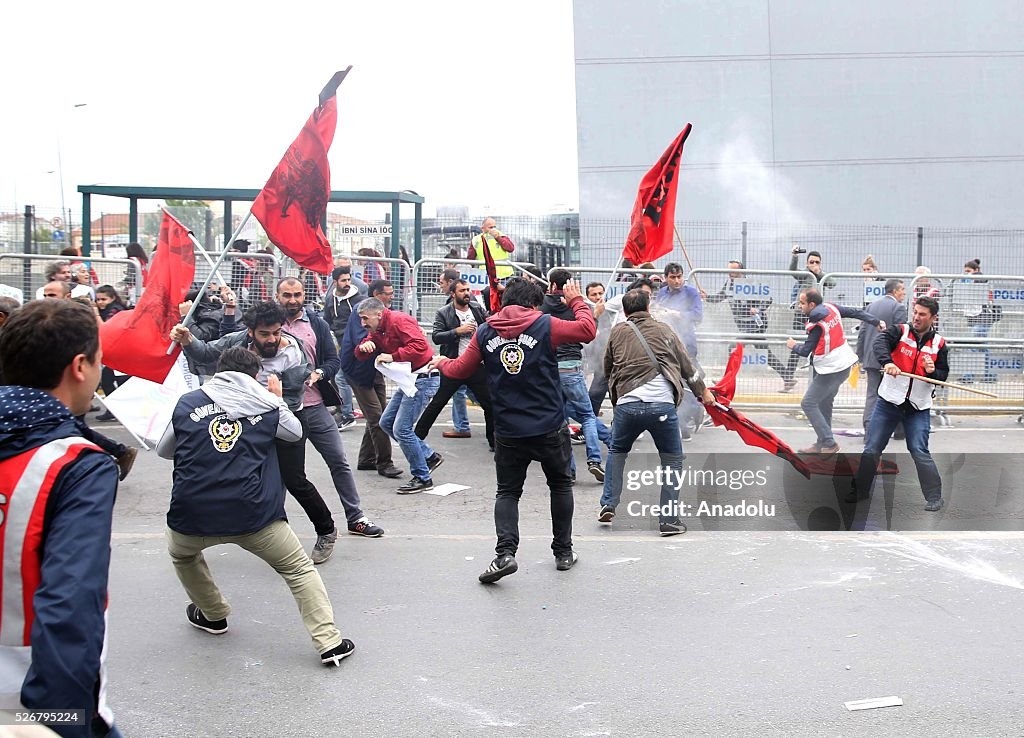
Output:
top-left (540, 268), bottom-right (610, 482)
top-left (598, 289), bottom-right (716, 536)
top-left (850, 296), bottom-right (948, 511)
top-left (356, 298), bottom-right (442, 493)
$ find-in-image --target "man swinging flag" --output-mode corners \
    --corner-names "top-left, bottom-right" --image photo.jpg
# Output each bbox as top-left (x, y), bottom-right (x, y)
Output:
top-left (99, 210), bottom-right (196, 383)
top-left (622, 123), bottom-right (692, 267)
top-left (251, 68), bottom-right (351, 275)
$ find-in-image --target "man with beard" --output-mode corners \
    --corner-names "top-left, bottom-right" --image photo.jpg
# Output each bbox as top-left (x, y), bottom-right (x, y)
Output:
top-left (171, 301), bottom-right (370, 564)
top-left (652, 263), bottom-right (705, 439)
top-left (322, 266), bottom-right (365, 430)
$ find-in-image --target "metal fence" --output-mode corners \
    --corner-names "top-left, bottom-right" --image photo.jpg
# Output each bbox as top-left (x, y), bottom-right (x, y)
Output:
top-left (0, 253), bottom-right (143, 305)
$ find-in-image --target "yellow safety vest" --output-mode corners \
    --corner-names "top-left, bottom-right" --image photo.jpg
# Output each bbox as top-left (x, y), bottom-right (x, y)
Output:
top-left (472, 233), bottom-right (514, 279)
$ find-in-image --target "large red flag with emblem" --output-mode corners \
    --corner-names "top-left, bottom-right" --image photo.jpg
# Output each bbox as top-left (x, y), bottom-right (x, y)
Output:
top-left (99, 211), bottom-right (195, 383)
top-left (251, 74), bottom-right (348, 275)
top-left (622, 124), bottom-right (691, 266)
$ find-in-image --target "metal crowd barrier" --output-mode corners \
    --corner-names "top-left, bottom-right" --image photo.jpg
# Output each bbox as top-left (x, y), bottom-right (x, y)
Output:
top-left (0, 253), bottom-right (143, 305)
top-left (412, 258), bottom-right (550, 327)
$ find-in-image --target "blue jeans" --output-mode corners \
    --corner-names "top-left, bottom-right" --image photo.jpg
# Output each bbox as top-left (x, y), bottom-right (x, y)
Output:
top-left (451, 385), bottom-right (470, 433)
top-left (381, 374), bottom-right (439, 480)
top-left (600, 401), bottom-right (685, 524)
top-left (559, 368), bottom-right (610, 468)
top-left (854, 397), bottom-right (942, 502)
top-left (801, 366), bottom-right (850, 447)
top-left (333, 368), bottom-right (355, 421)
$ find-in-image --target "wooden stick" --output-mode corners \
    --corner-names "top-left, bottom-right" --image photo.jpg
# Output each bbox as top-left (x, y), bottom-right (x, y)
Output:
top-left (896, 371), bottom-right (999, 398)
top-left (673, 225), bottom-right (702, 293)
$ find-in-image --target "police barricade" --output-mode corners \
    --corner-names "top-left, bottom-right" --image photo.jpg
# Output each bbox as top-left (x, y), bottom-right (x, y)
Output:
top-left (905, 273), bottom-right (1024, 416)
top-left (412, 258), bottom-right (550, 327)
top-left (192, 250), bottom-right (281, 309)
top-left (685, 268), bottom-right (822, 409)
top-left (344, 256), bottom-right (412, 314)
top-left (0, 253), bottom-right (143, 305)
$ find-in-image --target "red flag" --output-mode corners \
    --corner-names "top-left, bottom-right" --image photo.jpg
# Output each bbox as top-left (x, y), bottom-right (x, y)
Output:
top-left (623, 124), bottom-right (691, 266)
top-left (251, 97), bottom-right (337, 275)
top-left (99, 211), bottom-right (196, 383)
top-left (480, 232), bottom-right (502, 313)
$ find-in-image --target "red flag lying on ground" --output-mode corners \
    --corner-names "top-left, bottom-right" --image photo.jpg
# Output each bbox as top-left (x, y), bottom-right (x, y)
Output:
top-left (481, 232), bottom-right (503, 313)
top-left (622, 123), bottom-right (692, 267)
top-left (706, 344), bottom-right (813, 478)
top-left (99, 211), bottom-right (196, 383)
top-left (707, 344), bottom-right (897, 478)
top-left (252, 70), bottom-right (351, 275)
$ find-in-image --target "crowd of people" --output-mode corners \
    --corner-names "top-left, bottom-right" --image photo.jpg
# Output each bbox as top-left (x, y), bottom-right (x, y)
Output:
top-left (0, 222), bottom-right (984, 735)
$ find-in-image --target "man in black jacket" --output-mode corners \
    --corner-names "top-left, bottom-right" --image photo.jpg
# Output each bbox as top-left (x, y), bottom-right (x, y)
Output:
top-left (322, 266), bottom-right (365, 430)
top-left (415, 279), bottom-right (495, 450)
top-left (855, 278), bottom-right (908, 434)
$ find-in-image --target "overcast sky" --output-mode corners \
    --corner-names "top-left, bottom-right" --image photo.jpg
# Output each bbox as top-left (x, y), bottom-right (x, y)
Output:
top-left (0, 1), bottom-right (578, 219)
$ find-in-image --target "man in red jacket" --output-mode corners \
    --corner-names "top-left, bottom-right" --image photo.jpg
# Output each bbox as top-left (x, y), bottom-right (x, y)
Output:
top-left (355, 298), bottom-right (442, 493)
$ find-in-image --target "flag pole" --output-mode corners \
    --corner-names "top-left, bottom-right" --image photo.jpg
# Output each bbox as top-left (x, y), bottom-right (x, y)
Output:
top-left (165, 210), bottom-right (253, 354)
top-left (93, 392), bottom-right (151, 450)
top-left (673, 224), bottom-right (703, 294)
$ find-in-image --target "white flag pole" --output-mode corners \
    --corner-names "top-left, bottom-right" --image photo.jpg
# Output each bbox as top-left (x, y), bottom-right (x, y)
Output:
top-left (165, 210), bottom-right (253, 355)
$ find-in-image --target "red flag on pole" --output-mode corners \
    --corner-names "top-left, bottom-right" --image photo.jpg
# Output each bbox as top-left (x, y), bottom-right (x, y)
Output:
top-left (623, 124), bottom-right (692, 267)
top-left (99, 211), bottom-right (196, 383)
top-left (481, 232), bottom-right (503, 313)
top-left (251, 91), bottom-right (339, 275)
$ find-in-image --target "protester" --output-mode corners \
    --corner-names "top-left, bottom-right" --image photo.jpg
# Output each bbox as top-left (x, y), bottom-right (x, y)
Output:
top-left (431, 277), bottom-right (596, 583)
top-left (0, 299), bottom-right (123, 737)
top-left (652, 262), bottom-right (705, 437)
top-left (786, 289), bottom-right (884, 454)
top-left (851, 296), bottom-right (948, 511)
top-left (414, 279), bottom-right (495, 450)
top-left (958, 258), bottom-right (997, 384)
top-left (355, 297), bottom-right (442, 493)
top-left (157, 346), bottom-right (355, 667)
top-left (598, 288), bottom-right (716, 535)
top-left (467, 217), bottom-right (516, 279)
top-left (0, 296), bottom-right (19, 327)
top-left (788, 245), bottom-right (835, 329)
top-left (341, 281), bottom-right (402, 479)
top-left (322, 265), bottom-right (366, 430)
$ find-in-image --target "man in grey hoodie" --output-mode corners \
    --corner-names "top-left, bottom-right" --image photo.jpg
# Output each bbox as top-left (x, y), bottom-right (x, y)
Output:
top-left (157, 347), bottom-right (355, 667)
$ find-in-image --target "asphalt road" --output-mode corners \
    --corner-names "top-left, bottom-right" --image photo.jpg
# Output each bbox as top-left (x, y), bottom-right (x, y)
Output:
top-left (94, 408), bottom-right (1024, 737)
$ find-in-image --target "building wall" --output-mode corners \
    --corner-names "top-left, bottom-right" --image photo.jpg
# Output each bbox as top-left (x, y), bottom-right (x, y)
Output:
top-left (574, 0), bottom-right (1024, 229)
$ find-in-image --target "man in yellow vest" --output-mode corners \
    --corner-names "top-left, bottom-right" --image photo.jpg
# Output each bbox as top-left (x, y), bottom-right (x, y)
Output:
top-left (468, 217), bottom-right (516, 279)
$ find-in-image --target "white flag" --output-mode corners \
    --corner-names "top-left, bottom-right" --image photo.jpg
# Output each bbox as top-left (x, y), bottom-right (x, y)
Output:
top-left (103, 354), bottom-right (200, 444)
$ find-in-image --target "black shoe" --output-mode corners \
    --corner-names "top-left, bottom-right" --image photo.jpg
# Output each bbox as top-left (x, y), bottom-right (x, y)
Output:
top-left (186, 603), bottom-right (227, 634)
top-left (587, 460), bottom-right (605, 482)
top-left (569, 472), bottom-right (577, 486)
top-left (425, 452), bottom-right (444, 472)
top-left (598, 505), bottom-right (615, 523)
top-left (479, 554), bottom-right (518, 583)
top-left (924, 498), bottom-right (944, 512)
top-left (377, 464), bottom-right (404, 479)
top-left (347, 519), bottom-right (384, 537)
top-left (555, 550), bottom-right (579, 571)
top-left (659, 521), bottom-right (687, 537)
top-left (569, 429), bottom-right (585, 445)
top-left (357, 463), bottom-right (377, 471)
top-left (116, 447), bottom-right (138, 481)
top-left (320, 639), bottom-right (355, 667)
top-left (95, 411), bottom-right (116, 422)
top-left (397, 476), bottom-right (433, 494)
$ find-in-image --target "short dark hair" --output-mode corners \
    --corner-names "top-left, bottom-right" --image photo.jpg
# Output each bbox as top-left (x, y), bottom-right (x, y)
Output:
top-left (628, 277), bottom-right (654, 292)
top-left (441, 268), bottom-right (460, 283)
top-left (663, 262), bottom-right (684, 276)
top-left (728, 259), bottom-right (744, 269)
top-left (243, 301), bottom-right (286, 331)
top-left (964, 258), bottom-right (981, 271)
top-left (452, 279), bottom-right (470, 290)
top-left (585, 281), bottom-right (604, 295)
top-left (0, 300), bottom-right (99, 389)
top-left (275, 276), bottom-right (303, 293)
top-left (0, 296), bottom-right (19, 317)
top-left (807, 250), bottom-right (822, 261)
top-left (216, 346), bottom-right (262, 377)
top-left (548, 268), bottom-right (573, 289)
top-left (332, 266), bottom-right (351, 280)
top-left (368, 279), bottom-right (392, 296)
top-left (802, 289), bottom-right (823, 306)
top-left (621, 288), bottom-right (651, 316)
top-left (884, 278), bottom-right (903, 295)
top-left (915, 295), bottom-right (940, 316)
top-left (501, 278), bottom-right (544, 309)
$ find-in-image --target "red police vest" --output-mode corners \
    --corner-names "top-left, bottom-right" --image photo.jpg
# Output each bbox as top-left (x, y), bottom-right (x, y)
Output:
top-left (806, 303), bottom-right (857, 373)
top-left (878, 324), bottom-right (945, 410)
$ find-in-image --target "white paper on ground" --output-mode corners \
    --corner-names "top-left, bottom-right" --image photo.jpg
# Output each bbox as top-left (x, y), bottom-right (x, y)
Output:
top-left (376, 359), bottom-right (418, 396)
top-left (102, 355), bottom-right (200, 444)
top-left (844, 696), bottom-right (903, 711)
top-left (422, 483), bottom-right (470, 497)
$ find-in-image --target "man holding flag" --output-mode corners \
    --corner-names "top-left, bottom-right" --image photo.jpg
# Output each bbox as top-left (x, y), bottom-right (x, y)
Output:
top-left (468, 218), bottom-right (516, 280)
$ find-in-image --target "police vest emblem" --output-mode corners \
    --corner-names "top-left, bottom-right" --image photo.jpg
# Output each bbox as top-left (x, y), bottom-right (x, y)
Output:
top-left (499, 343), bottom-right (525, 375)
top-left (209, 415), bottom-right (243, 453)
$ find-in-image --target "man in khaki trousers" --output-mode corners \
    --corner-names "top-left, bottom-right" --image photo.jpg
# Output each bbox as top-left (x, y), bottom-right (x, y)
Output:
top-left (157, 346), bottom-right (355, 666)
